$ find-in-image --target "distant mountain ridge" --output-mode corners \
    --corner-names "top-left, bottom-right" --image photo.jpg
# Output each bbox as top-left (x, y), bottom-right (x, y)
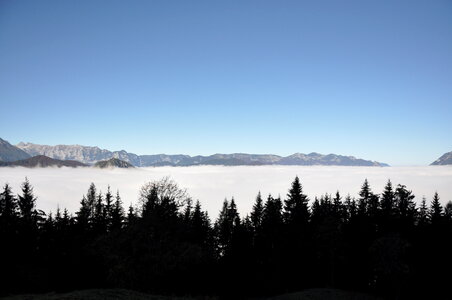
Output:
top-left (0, 155), bottom-right (87, 168)
top-left (0, 138), bottom-right (31, 162)
top-left (431, 151), bottom-right (452, 165)
top-left (16, 141), bottom-right (389, 167)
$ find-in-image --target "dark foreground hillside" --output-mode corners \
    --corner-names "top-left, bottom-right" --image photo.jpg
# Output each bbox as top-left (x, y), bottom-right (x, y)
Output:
top-left (0, 289), bottom-right (195, 300)
top-left (1, 288), bottom-right (381, 300)
top-left (1, 176), bottom-right (451, 299)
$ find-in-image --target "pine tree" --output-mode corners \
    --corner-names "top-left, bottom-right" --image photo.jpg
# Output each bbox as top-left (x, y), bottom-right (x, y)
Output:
top-left (250, 192), bottom-right (264, 231)
top-left (192, 200), bottom-right (211, 245)
top-left (262, 195), bottom-right (283, 241)
top-left (284, 176), bottom-right (309, 226)
top-left (0, 183), bottom-right (19, 284)
top-left (76, 195), bottom-right (90, 230)
top-left (55, 206), bottom-right (62, 230)
top-left (429, 192), bottom-right (442, 224)
top-left (229, 197), bottom-right (240, 227)
top-left (17, 177), bottom-right (37, 222)
top-left (367, 194), bottom-right (380, 219)
top-left (381, 180), bottom-right (395, 217)
top-left (215, 198), bottom-right (240, 256)
top-left (93, 192), bottom-right (105, 233)
top-left (62, 208), bottom-right (71, 228)
top-left (0, 183), bottom-right (18, 232)
top-left (395, 184), bottom-right (416, 220)
top-left (86, 183), bottom-right (97, 219)
top-left (183, 198), bottom-right (193, 223)
top-left (141, 185), bottom-right (159, 219)
top-left (332, 191), bottom-right (344, 220)
top-left (358, 179), bottom-right (372, 216)
top-left (110, 191), bottom-right (124, 230)
top-left (42, 212), bottom-right (54, 235)
top-left (344, 194), bottom-right (357, 220)
top-left (215, 199), bottom-right (230, 255)
top-left (126, 204), bottom-right (136, 226)
top-left (417, 196), bottom-right (429, 226)
top-left (311, 197), bottom-right (321, 222)
top-left (104, 186), bottom-right (113, 230)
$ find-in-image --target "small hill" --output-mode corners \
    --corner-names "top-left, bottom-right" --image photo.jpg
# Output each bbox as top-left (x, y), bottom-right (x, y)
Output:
top-left (268, 288), bottom-right (382, 300)
top-left (0, 288), bottom-right (195, 300)
top-left (94, 158), bottom-right (134, 168)
top-left (0, 138), bottom-right (31, 162)
top-left (0, 155), bottom-right (87, 168)
top-left (0, 288), bottom-right (382, 300)
top-left (431, 151), bottom-right (452, 165)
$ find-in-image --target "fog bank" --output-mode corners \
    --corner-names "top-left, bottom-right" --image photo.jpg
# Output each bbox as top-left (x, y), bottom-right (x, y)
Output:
top-left (1, 166), bottom-right (451, 217)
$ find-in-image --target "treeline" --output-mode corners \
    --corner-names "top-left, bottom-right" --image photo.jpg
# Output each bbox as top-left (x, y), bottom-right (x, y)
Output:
top-left (0, 177), bottom-right (452, 299)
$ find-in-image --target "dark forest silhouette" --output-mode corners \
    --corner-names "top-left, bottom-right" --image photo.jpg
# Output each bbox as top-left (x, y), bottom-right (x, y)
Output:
top-left (1, 176), bottom-right (451, 299)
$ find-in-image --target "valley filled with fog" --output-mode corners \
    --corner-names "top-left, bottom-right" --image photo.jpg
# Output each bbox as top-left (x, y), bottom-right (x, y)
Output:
top-left (1, 165), bottom-right (451, 217)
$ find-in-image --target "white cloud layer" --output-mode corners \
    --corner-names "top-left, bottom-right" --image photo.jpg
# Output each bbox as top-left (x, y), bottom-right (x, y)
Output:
top-left (0, 166), bottom-right (451, 218)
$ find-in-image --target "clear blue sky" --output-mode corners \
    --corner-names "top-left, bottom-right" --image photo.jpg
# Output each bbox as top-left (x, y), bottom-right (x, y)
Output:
top-left (1, 0), bottom-right (451, 166)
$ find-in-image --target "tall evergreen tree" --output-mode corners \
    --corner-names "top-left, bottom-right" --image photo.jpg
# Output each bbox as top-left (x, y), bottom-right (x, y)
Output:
top-left (417, 197), bottom-right (429, 226)
top-left (284, 176), bottom-right (309, 226)
top-left (17, 178), bottom-right (38, 222)
top-left (62, 208), bottom-right (71, 228)
top-left (110, 191), bottom-right (124, 230)
top-left (358, 179), bottom-right (372, 216)
top-left (93, 192), bottom-right (105, 233)
top-left (261, 195), bottom-right (284, 244)
top-left (76, 195), bottom-right (90, 230)
top-left (126, 204), bottom-right (136, 226)
top-left (104, 186), bottom-right (113, 230)
top-left (191, 200), bottom-right (211, 246)
top-left (332, 191), bottom-right (344, 220)
top-left (0, 183), bottom-right (18, 232)
top-left (344, 194), bottom-right (357, 220)
top-left (250, 192), bottom-right (264, 231)
top-left (183, 198), bottom-right (193, 223)
top-left (215, 198), bottom-right (240, 256)
top-left (395, 184), bottom-right (416, 221)
top-left (86, 183), bottom-right (97, 218)
top-left (429, 192), bottom-right (442, 225)
top-left (367, 194), bottom-right (380, 220)
top-left (380, 180), bottom-right (395, 218)
top-left (55, 206), bottom-right (62, 230)
top-left (311, 197), bottom-right (321, 221)
top-left (228, 197), bottom-right (240, 228)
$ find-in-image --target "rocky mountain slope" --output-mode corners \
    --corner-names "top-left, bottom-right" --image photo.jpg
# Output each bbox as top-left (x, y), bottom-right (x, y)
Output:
top-left (0, 138), bottom-right (31, 162)
top-left (94, 158), bottom-right (134, 168)
top-left (431, 151), bottom-right (452, 165)
top-left (16, 141), bottom-right (389, 167)
top-left (17, 142), bottom-right (140, 165)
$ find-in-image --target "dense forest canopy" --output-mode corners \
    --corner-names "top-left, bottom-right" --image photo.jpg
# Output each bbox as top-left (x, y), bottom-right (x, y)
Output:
top-left (0, 176), bottom-right (451, 299)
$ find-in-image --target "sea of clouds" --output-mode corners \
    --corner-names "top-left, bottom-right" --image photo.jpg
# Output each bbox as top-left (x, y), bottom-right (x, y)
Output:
top-left (0, 166), bottom-right (451, 218)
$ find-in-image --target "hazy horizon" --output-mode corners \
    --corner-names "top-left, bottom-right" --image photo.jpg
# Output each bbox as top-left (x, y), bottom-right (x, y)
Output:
top-left (2, 137), bottom-right (446, 166)
top-left (1, 165), bottom-right (451, 218)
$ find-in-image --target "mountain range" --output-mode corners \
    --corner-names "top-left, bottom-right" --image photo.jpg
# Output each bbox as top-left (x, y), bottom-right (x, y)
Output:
top-left (1, 138), bottom-right (450, 167)
top-left (13, 140), bottom-right (389, 167)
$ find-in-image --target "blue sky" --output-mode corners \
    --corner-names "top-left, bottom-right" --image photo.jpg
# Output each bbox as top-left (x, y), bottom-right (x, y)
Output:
top-left (0, 0), bottom-right (451, 166)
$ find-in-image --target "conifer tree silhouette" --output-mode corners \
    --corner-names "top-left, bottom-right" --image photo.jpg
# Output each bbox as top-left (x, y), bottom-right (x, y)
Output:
top-left (429, 192), bottom-right (442, 225)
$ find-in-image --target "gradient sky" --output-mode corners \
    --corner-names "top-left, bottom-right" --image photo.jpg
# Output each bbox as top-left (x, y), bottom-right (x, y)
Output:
top-left (0, 0), bottom-right (451, 166)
